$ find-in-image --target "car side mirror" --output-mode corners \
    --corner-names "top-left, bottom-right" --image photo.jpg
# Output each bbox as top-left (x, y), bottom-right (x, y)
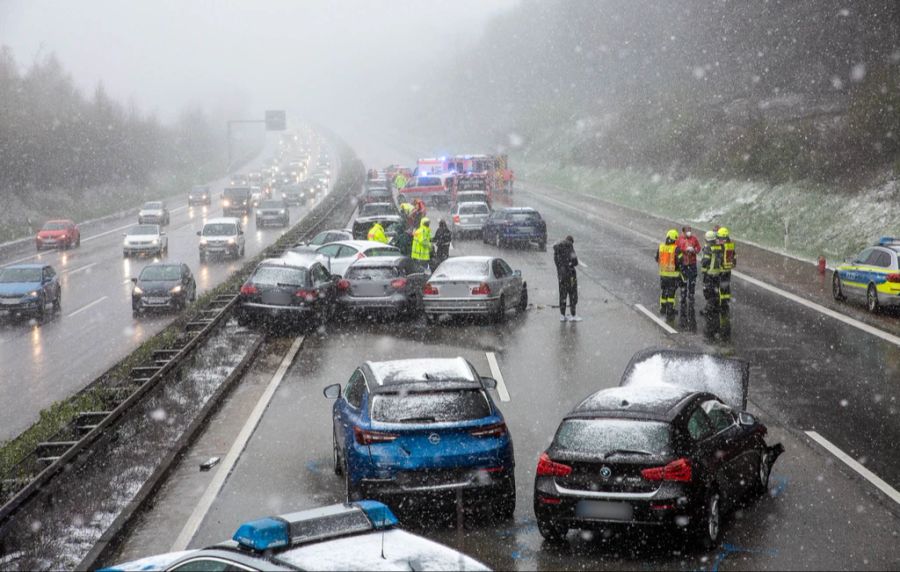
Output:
top-left (513, 270), bottom-right (522, 277)
top-left (323, 384), bottom-right (341, 399)
top-left (738, 412), bottom-right (756, 426)
top-left (480, 376), bottom-right (498, 390)
top-left (196, 231), bottom-right (202, 236)
top-left (131, 277), bottom-right (137, 284)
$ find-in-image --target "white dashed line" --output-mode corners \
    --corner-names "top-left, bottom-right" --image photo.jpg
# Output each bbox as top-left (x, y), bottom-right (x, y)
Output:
top-left (485, 351), bottom-right (511, 402)
top-left (634, 303), bottom-right (678, 335)
top-left (805, 430), bottom-right (900, 506)
top-left (65, 296), bottom-right (108, 318)
top-left (171, 335), bottom-right (305, 551)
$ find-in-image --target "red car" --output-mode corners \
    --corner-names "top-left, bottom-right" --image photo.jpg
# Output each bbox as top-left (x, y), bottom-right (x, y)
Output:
top-left (35, 219), bottom-right (80, 251)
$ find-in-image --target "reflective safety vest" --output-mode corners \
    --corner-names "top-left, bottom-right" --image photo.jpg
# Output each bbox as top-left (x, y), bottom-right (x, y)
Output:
top-left (399, 203), bottom-right (414, 216)
top-left (367, 223), bottom-right (387, 244)
top-left (658, 243), bottom-right (680, 277)
top-left (722, 240), bottom-right (735, 271)
top-left (412, 225), bottom-right (432, 261)
top-left (702, 243), bottom-right (724, 276)
top-left (395, 174), bottom-right (408, 190)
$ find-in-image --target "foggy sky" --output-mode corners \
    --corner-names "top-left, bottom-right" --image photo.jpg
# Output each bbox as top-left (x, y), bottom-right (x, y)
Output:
top-left (0, 0), bottom-right (517, 125)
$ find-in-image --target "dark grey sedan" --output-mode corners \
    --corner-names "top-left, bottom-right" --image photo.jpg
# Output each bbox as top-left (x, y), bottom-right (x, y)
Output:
top-left (132, 262), bottom-right (197, 316)
top-left (337, 256), bottom-right (428, 318)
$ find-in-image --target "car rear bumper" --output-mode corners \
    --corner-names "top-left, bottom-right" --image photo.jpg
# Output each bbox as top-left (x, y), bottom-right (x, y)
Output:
top-left (238, 301), bottom-right (315, 321)
top-left (453, 222), bottom-right (486, 232)
top-left (423, 296), bottom-right (502, 315)
top-left (358, 466), bottom-right (514, 496)
top-left (339, 293), bottom-right (411, 311)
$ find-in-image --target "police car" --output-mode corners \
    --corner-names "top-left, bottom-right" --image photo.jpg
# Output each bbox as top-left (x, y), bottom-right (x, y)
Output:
top-left (101, 501), bottom-right (489, 571)
top-left (832, 237), bottom-right (900, 312)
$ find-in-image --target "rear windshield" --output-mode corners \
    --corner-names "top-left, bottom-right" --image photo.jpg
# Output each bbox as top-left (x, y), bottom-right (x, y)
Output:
top-left (139, 265), bottom-right (181, 281)
top-left (260, 200), bottom-right (286, 209)
top-left (202, 223), bottom-right (237, 236)
top-left (432, 258), bottom-right (488, 278)
top-left (346, 266), bottom-right (399, 280)
top-left (458, 179), bottom-right (486, 191)
top-left (360, 204), bottom-right (397, 217)
top-left (127, 225), bottom-right (158, 235)
top-left (252, 266), bottom-right (309, 287)
top-left (509, 212), bottom-right (541, 223)
top-left (460, 204), bottom-right (490, 215)
top-left (42, 222), bottom-right (67, 230)
top-left (371, 390), bottom-right (491, 423)
top-left (554, 419), bottom-right (672, 456)
top-left (0, 268), bottom-right (41, 283)
top-left (143, 202), bottom-right (162, 209)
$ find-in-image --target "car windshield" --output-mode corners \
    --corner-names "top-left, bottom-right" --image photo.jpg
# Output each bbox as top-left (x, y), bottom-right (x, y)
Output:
top-left (360, 204), bottom-right (396, 217)
top-left (432, 258), bottom-right (488, 278)
top-left (346, 266), bottom-right (399, 280)
top-left (224, 189), bottom-right (250, 199)
top-left (554, 419), bottom-right (672, 457)
top-left (142, 202), bottom-right (162, 209)
top-left (127, 225), bottom-right (158, 235)
top-left (252, 266), bottom-right (309, 286)
top-left (190, 188), bottom-right (207, 195)
top-left (0, 268), bottom-right (41, 283)
top-left (139, 265), bottom-right (180, 281)
top-left (371, 390), bottom-right (491, 423)
top-left (260, 200), bottom-right (285, 209)
top-left (202, 223), bottom-right (236, 236)
top-left (42, 222), bottom-right (67, 231)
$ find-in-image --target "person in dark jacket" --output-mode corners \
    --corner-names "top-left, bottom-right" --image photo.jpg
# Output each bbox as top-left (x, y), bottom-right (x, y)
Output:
top-left (553, 235), bottom-right (582, 322)
top-left (432, 219), bottom-right (452, 271)
top-left (393, 228), bottom-right (414, 257)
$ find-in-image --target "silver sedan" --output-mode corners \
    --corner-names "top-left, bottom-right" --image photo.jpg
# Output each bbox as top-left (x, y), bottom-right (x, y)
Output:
top-left (423, 255), bottom-right (527, 322)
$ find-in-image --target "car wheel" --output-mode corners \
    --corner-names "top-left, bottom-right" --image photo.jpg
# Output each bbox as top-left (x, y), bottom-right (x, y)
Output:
top-left (239, 244), bottom-right (245, 257)
top-left (482, 230), bottom-right (489, 244)
top-left (332, 429), bottom-right (343, 476)
top-left (123, 251), bottom-right (129, 258)
top-left (36, 296), bottom-right (46, 321)
top-left (867, 284), bottom-right (879, 313)
top-left (494, 476), bottom-right (516, 520)
top-left (493, 295), bottom-right (507, 323)
top-left (753, 450), bottom-right (771, 496)
top-left (53, 291), bottom-right (61, 313)
top-left (75, 235), bottom-right (81, 247)
top-left (199, 252), bottom-right (206, 263)
top-left (832, 273), bottom-right (845, 301)
top-left (695, 488), bottom-right (723, 549)
top-left (537, 517), bottom-right (568, 543)
top-left (190, 285), bottom-right (197, 302)
top-left (345, 460), bottom-right (361, 502)
top-left (517, 283), bottom-right (528, 313)
top-left (539, 240), bottom-right (547, 252)
top-left (494, 232), bottom-right (502, 248)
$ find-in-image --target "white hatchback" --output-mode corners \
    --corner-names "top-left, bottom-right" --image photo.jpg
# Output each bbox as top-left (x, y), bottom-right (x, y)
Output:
top-left (314, 240), bottom-right (400, 276)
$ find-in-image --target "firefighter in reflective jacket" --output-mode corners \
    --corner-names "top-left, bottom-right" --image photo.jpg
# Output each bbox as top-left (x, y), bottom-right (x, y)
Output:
top-left (367, 221), bottom-right (388, 244)
top-left (411, 217), bottom-right (432, 271)
top-left (717, 226), bottom-right (735, 305)
top-left (700, 230), bottom-right (723, 311)
top-left (655, 229), bottom-right (683, 317)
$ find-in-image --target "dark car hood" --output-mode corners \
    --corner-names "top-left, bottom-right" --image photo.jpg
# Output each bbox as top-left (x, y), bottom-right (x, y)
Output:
top-left (136, 279), bottom-right (180, 294)
top-left (0, 282), bottom-right (40, 296)
top-left (619, 349), bottom-right (749, 411)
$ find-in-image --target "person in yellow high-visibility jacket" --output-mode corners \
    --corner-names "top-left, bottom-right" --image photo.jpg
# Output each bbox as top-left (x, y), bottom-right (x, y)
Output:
top-left (367, 222), bottom-right (388, 244)
top-left (411, 217), bottom-right (432, 272)
top-left (717, 226), bottom-right (735, 306)
top-left (655, 229), bottom-right (683, 318)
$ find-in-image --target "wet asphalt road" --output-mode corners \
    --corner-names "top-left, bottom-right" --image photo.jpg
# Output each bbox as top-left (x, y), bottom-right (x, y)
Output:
top-left (0, 135), bottom-right (328, 440)
top-left (113, 188), bottom-right (900, 570)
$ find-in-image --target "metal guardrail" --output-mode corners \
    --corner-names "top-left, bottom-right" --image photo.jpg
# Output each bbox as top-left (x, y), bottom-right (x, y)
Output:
top-left (0, 145), bottom-right (364, 526)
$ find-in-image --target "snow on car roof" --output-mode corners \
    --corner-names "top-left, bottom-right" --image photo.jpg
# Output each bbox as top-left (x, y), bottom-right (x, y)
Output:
top-left (367, 357), bottom-right (475, 386)
top-left (572, 384), bottom-right (695, 421)
top-left (277, 529), bottom-right (489, 571)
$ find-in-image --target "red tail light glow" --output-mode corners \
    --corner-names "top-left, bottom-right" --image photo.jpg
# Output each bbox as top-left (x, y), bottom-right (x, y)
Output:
top-left (337, 279), bottom-right (350, 290)
top-left (294, 289), bottom-right (318, 301)
top-left (240, 284), bottom-right (258, 295)
top-left (887, 273), bottom-right (900, 283)
top-left (536, 452), bottom-right (572, 477)
top-left (390, 278), bottom-right (408, 290)
top-left (471, 282), bottom-right (491, 295)
top-left (641, 458), bottom-right (692, 482)
top-left (423, 283), bottom-right (439, 296)
top-left (469, 422), bottom-right (507, 438)
top-left (453, 215), bottom-right (461, 223)
top-left (354, 427), bottom-right (397, 446)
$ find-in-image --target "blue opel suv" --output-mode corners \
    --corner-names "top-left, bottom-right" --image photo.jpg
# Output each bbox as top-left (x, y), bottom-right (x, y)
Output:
top-left (323, 357), bottom-right (515, 518)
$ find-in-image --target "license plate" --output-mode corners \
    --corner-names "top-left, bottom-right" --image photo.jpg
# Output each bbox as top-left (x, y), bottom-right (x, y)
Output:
top-left (517, 226), bottom-right (534, 233)
top-left (575, 501), bottom-right (634, 521)
top-left (144, 297), bottom-right (169, 304)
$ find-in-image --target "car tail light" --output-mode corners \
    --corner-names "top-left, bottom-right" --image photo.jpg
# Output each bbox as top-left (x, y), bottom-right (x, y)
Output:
top-left (295, 289), bottom-right (318, 301)
top-left (469, 422), bottom-right (507, 438)
top-left (641, 458), bottom-right (692, 482)
top-left (240, 284), bottom-right (258, 295)
top-left (354, 427), bottom-right (397, 446)
top-left (337, 279), bottom-right (350, 291)
top-left (887, 273), bottom-right (900, 283)
top-left (453, 214), bottom-right (460, 223)
top-left (390, 278), bottom-right (408, 290)
top-left (538, 495), bottom-right (562, 505)
top-left (471, 282), bottom-right (491, 295)
top-left (536, 452), bottom-right (572, 477)
top-left (423, 283), bottom-right (439, 296)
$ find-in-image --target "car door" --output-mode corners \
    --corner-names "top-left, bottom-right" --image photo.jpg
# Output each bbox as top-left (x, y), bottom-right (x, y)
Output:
top-left (336, 370), bottom-right (367, 457)
top-left (700, 399), bottom-right (751, 499)
top-left (682, 403), bottom-right (729, 493)
top-left (334, 245), bottom-right (360, 276)
top-left (311, 263), bottom-right (335, 314)
top-left (42, 266), bottom-right (57, 304)
top-left (843, 248), bottom-right (872, 298)
top-left (491, 258), bottom-right (514, 307)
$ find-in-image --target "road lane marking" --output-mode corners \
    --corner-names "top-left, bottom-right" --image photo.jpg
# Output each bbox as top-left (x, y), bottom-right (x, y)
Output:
top-left (805, 430), bottom-right (900, 506)
top-left (171, 335), bottom-right (305, 551)
top-left (63, 262), bottom-right (97, 275)
top-left (634, 303), bottom-right (678, 334)
top-left (485, 351), bottom-right (510, 402)
top-left (531, 190), bottom-right (900, 348)
top-left (65, 296), bottom-right (108, 318)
